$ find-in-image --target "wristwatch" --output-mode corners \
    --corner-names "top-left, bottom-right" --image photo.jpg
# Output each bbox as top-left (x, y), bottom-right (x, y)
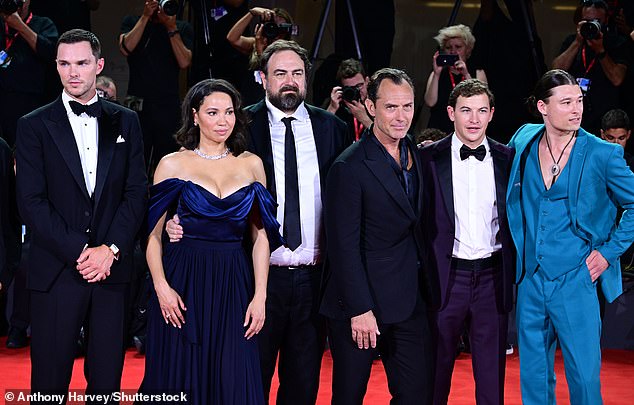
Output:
top-left (167, 29), bottom-right (180, 38)
top-left (109, 244), bottom-right (120, 260)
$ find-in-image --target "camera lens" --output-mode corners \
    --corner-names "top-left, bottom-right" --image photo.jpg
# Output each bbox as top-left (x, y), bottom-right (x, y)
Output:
top-left (580, 20), bottom-right (601, 40)
top-left (262, 22), bottom-right (279, 41)
top-left (342, 86), bottom-right (361, 103)
top-left (0, 0), bottom-right (24, 14)
top-left (159, 0), bottom-right (179, 17)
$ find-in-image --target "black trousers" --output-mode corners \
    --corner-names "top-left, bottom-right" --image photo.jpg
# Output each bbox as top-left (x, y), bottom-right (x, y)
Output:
top-left (258, 265), bottom-right (327, 405)
top-left (328, 295), bottom-right (433, 405)
top-left (30, 266), bottom-right (127, 403)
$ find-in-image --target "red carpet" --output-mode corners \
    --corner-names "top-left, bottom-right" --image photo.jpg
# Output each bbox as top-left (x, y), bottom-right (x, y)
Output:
top-left (1, 338), bottom-right (633, 404)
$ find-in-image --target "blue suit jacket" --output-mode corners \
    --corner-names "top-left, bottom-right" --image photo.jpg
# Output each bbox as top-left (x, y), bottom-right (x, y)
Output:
top-left (507, 124), bottom-right (634, 302)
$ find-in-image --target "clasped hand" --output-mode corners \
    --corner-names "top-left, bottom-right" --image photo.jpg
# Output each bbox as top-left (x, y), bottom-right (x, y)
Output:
top-left (76, 244), bottom-right (114, 283)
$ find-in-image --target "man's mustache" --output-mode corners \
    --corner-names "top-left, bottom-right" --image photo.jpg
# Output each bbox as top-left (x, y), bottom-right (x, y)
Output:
top-left (280, 85), bottom-right (300, 93)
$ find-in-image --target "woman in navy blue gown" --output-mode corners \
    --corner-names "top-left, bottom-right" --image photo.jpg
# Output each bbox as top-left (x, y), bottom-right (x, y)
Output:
top-left (140, 79), bottom-right (283, 404)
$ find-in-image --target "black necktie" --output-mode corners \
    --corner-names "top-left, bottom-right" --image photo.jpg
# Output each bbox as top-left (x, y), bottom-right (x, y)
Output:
top-left (460, 144), bottom-right (486, 161)
top-left (69, 100), bottom-right (102, 118)
top-left (282, 117), bottom-right (301, 251)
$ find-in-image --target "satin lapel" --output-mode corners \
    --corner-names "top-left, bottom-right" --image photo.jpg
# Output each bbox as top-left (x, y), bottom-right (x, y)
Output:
top-left (567, 131), bottom-right (588, 226)
top-left (44, 98), bottom-right (91, 201)
top-left (249, 103), bottom-right (276, 198)
top-left (408, 135), bottom-right (424, 216)
top-left (306, 105), bottom-right (328, 193)
top-left (93, 102), bottom-right (119, 207)
top-left (435, 140), bottom-right (455, 224)
top-left (490, 141), bottom-right (509, 222)
top-left (362, 138), bottom-right (416, 221)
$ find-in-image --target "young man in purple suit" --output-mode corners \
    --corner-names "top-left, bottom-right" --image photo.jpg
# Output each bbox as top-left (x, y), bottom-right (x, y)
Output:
top-left (419, 79), bottom-right (515, 405)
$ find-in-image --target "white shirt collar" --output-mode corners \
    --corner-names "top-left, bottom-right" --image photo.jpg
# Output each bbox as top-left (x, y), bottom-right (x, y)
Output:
top-left (265, 98), bottom-right (309, 124)
top-left (62, 91), bottom-right (99, 117)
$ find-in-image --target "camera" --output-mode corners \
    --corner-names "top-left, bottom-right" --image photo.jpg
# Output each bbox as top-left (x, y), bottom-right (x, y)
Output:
top-left (436, 53), bottom-right (459, 67)
top-left (341, 86), bottom-right (361, 103)
top-left (580, 19), bottom-right (602, 40)
top-left (159, 0), bottom-right (179, 17)
top-left (262, 22), bottom-right (298, 41)
top-left (0, 0), bottom-right (24, 14)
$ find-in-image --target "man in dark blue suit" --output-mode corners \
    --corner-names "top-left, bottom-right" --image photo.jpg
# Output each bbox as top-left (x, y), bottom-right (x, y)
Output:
top-left (15, 29), bottom-right (147, 399)
top-left (320, 68), bottom-right (433, 404)
top-left (166, 40), bottom-right (349, 404)
top-left (419, 79), bottom-right (514, 405)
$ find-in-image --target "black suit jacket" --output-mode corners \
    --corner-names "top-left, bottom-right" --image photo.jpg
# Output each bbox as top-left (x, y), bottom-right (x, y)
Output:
top-left (245, 100), bottom-right (349, 200)
top-left (15, 96), bottom-right (148, 291)
top-left (419, 136), bottom-right (515, 312)
top-left (0, 137), bottom-right (21, 288)
top-left (320, 129), bottom-right (427, 324)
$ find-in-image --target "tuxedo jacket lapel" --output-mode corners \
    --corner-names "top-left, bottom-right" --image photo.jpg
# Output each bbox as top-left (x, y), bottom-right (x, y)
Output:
top-left (362, 137), bottom-right (416, 221)
top-left (93, 102), bottom-right (120, 208)
top-left (434, 138), bottom-right (455, 226)
top-left (490, 140), bottom-right (509, 222)
top-left (44, 97), bottom-right (91, 201)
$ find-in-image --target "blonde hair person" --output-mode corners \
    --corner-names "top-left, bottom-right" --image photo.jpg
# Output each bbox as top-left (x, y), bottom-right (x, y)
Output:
top-left (424, 24), bottom-right (488, 133)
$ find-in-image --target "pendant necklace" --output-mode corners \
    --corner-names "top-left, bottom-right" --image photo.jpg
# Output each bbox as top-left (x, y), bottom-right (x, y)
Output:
top-left (194, 147), bottom-right (230, 160)
top-left (545, 131), bottom-right (576, 177)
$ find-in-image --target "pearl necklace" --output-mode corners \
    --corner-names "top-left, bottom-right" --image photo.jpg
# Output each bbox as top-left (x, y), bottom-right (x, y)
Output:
top-left (193, 147), bottom-right (230, 160)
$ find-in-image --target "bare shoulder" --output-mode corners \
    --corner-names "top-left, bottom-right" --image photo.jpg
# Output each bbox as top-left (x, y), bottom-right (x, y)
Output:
top-left (237, 151), bottom-right (266, 184)
top-left (154, 150), bottom-right (190, 183)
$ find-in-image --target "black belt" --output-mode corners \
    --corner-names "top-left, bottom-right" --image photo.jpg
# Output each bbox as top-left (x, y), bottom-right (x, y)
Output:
top-left (451, 251), bottom-right (502, 271)
top-left (270, 264), bottom-right (321, 271)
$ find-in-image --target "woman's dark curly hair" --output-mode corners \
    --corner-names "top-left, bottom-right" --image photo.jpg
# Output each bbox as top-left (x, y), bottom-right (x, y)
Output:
top-left (175, 79), bottom-right (249, 155)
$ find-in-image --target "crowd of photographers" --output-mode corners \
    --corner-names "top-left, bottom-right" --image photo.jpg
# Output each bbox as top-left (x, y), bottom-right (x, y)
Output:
top-left (2, 0), bottom-right (634, 387)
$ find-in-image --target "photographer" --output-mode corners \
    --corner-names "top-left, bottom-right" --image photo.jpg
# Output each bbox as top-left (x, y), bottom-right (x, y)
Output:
top-left (0, 0), bottom-right (57, 147)
top-left (119, 0), bottom-right (193, 175)
top-left (552, 0), bottom-right (629, 135)
top-left (325, 58), bottom-right (372, 143)
top-left (423, 24), bottom-right (487, 134)
top-left (226, 6), bottom-right (293, 105)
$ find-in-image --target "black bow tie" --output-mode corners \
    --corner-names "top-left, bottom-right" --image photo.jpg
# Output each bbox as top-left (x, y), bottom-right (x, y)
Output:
top-left (460, 144), bottom-right (486, 161)
top-left (69, 100), bottom-right (102, 118)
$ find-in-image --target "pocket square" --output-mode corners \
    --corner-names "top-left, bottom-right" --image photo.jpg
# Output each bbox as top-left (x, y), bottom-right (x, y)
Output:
top-left (116, 135), bottom-right (125, 143)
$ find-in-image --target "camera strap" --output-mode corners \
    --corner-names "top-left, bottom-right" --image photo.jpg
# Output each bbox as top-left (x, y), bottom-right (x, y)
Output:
top-left (353, 117), bottom-right (363, 141)
top-left (3, 12), bottom-right (31, 51)
top-left (582, 46), bottom-right (597, 75)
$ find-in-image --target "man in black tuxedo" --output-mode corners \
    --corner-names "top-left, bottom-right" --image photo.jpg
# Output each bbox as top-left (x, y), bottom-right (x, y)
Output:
top-left (166, 40), bottom-right (348, 404)
top-left (320, 68), bottom-right (433, 404)
top-left (419, 79), bottom-right (514, 405)
top-left (15, 29), bottom-right (147, 399)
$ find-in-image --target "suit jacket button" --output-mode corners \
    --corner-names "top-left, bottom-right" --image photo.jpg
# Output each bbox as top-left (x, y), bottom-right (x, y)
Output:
top-left (84, 211), bottom-right (90, 217)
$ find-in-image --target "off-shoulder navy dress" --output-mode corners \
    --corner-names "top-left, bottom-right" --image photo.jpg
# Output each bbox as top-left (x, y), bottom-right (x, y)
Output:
top-left (139, 179), bottom-right (284, 404)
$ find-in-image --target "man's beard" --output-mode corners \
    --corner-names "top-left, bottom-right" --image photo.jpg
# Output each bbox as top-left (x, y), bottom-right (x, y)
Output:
top-left (267, 84), bottom-right (304, 113)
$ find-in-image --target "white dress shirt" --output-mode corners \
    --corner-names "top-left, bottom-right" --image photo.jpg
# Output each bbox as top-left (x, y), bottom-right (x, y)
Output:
top-left (62, 91), bottom-right (99, 196)
top-left (451, 134), bottom-right (501, 259)
top-left (266, 99), bottom-right (322, 266)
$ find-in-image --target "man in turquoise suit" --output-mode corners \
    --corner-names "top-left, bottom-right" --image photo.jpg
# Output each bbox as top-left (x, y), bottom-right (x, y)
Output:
top-left (506, 69), bottom-right (634, 405)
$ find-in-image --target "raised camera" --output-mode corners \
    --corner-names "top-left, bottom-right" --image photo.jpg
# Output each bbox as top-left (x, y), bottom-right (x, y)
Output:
top-left (341, 86), bottom-right (361, 103)
top-left (262, 22), bottom-right (298, 41)
top-left (159, 0), bottom-right (179, 17)
top-left (436, 53), bottom-right (459, 67)
top-left (580, 19), bottom-right (602, 40)
top-left (0, 0), bottom-right (24, 14)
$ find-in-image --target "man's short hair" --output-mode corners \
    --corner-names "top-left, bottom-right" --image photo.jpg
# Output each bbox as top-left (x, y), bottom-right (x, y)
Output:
top-left (416, 128), bottom-right (447, 145)
top-left (336, 59), bottom-right (366, 83)
top-left (581, 0), bottom-right (608, 12)
top-left (57, 29), bottom-right (101, 59)
top-left (259, 40), bottom-right (311, 75)
top-left (366, 68), bottom-right (414, 103)
top-left (448, 79), bottom-right (495, 108)
top-left (601, 109), bottom-right (630, 131)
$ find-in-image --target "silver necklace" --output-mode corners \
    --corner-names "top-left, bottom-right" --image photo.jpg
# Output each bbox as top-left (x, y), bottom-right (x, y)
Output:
top-left (193, 147), bottom-right (230, 160)
top-left (544, 131), bottom-right (575, 176)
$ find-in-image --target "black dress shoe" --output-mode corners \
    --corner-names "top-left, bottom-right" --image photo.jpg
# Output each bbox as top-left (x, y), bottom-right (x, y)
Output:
top-left (133, 335), bottom-right (146, 355)
top-left (5, 327), bottom-right (28, 349)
